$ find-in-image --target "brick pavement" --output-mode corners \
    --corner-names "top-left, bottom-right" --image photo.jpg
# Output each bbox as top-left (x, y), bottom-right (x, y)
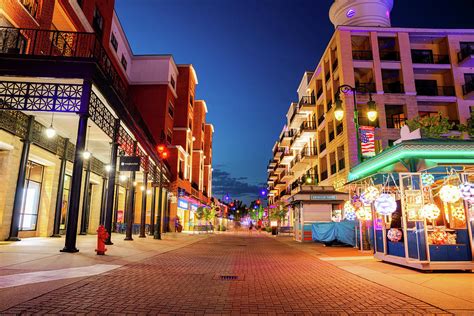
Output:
top-left (2, 234), bottom-right (450, 315)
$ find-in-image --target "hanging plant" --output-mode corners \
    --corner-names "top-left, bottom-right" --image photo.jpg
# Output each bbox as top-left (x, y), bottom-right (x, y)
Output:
top-left (405, 112), bottom-right (454, 138)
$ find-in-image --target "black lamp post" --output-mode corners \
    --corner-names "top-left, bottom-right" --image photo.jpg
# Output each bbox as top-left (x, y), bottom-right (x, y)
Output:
top-left (334, 84), bottom-right (377, 251)
top-left (334, 84), bottom-right (377, 164)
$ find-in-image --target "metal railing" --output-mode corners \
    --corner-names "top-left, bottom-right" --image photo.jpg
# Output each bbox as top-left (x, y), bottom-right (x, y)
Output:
top-left (352, 50), bottom-right (373, 60)
top-left (301, 147), bottom-right (317, 158)
top-left (299, 96), bottom-right (316, 107)
top-left (0, 26), bottom-right (129, 114)
top-left (386, 117), bottom-right (406, 129)
top-left (411, 51), bottom-right (450, 64)
top-left (356, 82), bottom-right (376, 93)
top-left (380, 50), bottom-right (400, 61)
top-left (415, 85), bottom-right (455, 96)
top-left (458, 46), bottom-right (473, 63)
top-left (300, 120), bottom-right (317, 131)
top-left (383, 82), bottom-right (405, 94)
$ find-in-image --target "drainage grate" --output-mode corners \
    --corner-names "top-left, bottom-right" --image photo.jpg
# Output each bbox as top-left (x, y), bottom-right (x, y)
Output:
top-left (219, 275), bottom-right (239, 281)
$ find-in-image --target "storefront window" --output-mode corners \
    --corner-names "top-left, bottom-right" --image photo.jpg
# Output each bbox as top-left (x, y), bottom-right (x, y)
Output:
top-left (19, 161), bottom-right (44, 231)
top-left (60, 175), bottom-right (71, 231)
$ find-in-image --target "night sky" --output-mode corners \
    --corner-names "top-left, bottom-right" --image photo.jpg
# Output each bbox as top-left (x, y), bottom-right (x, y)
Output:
top-left (115, 0), bottom-right (474, 203)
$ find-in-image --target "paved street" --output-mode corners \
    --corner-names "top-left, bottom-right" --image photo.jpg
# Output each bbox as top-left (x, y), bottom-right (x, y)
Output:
top-left (2, 233), bottom-right (450, 315)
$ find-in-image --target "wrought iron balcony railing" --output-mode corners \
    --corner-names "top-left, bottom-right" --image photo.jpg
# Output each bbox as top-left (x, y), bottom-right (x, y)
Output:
top-left (383, 82), bottom-right (405, 94)
top-left (415, 85), bottom-right (455, 97)
top-left (352, 50), bottom-right (373, 60)
top-left (356, 82), bottom-right (376, 93)
top-left (0, 26), bottom-right (128, 109)
top-left (298, 96), bottom-right (316, 107)
top-left (301, 147), bottom-right (317, 158)
top-left (300, 120), bottom-right (317, 131)
top-left (411, 51), bottom-right (450, 64)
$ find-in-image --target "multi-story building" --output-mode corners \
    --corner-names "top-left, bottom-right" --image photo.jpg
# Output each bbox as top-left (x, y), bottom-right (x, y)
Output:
top-left (203, 123), bottom-right (214, 202)
top-left (267, 0), bottom-right (474, 239)
top-left (0, 0), bottom-right (214, 249)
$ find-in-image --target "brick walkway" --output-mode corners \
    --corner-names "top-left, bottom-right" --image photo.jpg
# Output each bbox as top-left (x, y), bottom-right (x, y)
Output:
top-left (3, 234), bottom-right (449, 315)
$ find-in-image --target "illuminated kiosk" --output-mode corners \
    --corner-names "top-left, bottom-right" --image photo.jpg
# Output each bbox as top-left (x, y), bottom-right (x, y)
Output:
top-left (348, 139), bottom-right (474, 270)
top-left (288, 185), bottom-right (348, 242)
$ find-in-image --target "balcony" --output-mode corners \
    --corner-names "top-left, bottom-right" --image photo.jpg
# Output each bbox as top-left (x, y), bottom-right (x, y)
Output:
top-left (356, 82), bottom-right (376, 93)
top-left (416, 85), bottom-right (455, 97)
top-left (383, 82), bottom-right (405, 94)
top-left (386, 117), bottom-right (406, 129)
top-left (301, 147), bottom-right (317, 159)
top-left (300, 120), bottom-right (317, 131)
top-left (463, 81), bottom-right (474, 99)
top-left (352, 50), bottom-right (373, 60)
top-left (411, 50), bottom-right (450, 64)
top-left (298, 96), bottom-right (316, 111)
top-left (281, 170), bottom-right (295, 182)
top-left (380, 50), bottom-right (400, 61)
top-left (458, 46), bottom-right (474, 67)
top-left (280, 130), bottom-right (295, 146)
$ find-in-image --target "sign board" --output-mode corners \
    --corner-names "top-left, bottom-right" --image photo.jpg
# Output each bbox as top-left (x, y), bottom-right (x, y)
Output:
top-left (178, 198), bottom-right (189, 210)
top-left (119, 156), bottom-right (141, 171)
top-left (359, 126), bottom-right (376, 158)
top-left (310, 195), bottom-right (337, 201)
top-left (191, 204), bottom-right (198, 212)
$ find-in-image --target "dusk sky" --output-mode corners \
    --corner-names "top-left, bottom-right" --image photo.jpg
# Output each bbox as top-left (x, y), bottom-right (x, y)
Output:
top-left (116, 0), bottom-right (474, 203)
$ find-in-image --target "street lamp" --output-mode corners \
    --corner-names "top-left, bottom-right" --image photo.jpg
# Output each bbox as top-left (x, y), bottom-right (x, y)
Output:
top-left (334, 84), bottom-right (378, 163)
top-left (154, 144), bottom-right (169, 240)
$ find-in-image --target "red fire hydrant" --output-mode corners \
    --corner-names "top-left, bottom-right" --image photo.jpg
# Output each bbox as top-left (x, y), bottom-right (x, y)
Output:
top-left (96, 225), bottom-right (109, 255)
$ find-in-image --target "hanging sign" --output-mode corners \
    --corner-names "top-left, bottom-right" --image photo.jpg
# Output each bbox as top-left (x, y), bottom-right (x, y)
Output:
top-left (310, 195), bottom-right (337, 201)
top-left (178, 198), bottom-right (189, 210)
top-left (119, 156), bottom-right (141, 171)
top-left (359, 126), bottom-right (375, 157)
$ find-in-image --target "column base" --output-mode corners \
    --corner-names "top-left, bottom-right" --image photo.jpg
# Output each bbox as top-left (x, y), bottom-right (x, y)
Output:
top-left (79, 232), bottom-right (87, 235)
top-left (124, 237), bottom-right (133, 241)
top-left (60, 247), bottom-right (79, 253)
top-left (6, 236), bottom-right (21, 241)
top-left (50, 234), bottom-right (62, 238)
top-left (153, 235), bottom-right (161, 240)
top-left (105, 240), bottom-right (114, 245)
top-left (138, 235), bottom-right (146, 238)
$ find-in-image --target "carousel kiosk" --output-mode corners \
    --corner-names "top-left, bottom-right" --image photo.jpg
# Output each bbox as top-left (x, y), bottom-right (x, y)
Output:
top-left (347, 138), bottom-right (474, 271)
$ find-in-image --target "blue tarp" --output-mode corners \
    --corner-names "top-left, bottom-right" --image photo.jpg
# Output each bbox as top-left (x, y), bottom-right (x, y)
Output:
top-left (312, 221), bottom-right (356, 246)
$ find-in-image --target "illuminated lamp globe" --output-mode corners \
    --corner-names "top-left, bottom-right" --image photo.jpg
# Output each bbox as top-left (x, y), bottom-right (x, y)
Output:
top-left (366, 99), bottom-right (378, 122)
top-left (82, 151), bottom-right (91, 160)
top-left (374, 193), bottom-right (397, 215)
top-left (361, 186), bottom-right (379, 204)
top-left (119, 174), bottom-right (127, 182)
top-left (420, 203), bottom-right (441, 220)
top-left (439, 185), bottom-right (461, 203)
top-left (306, 176), bottom-right (313, 184)
top-left (343, 201), bottom-right (355, 213)
top-left (334, 99), bottom-right (344, 121)
top-left (140, 186), bottom-right (145, 191)
top-left (146, 189), bottom-right (152, 195)
top-left (459, 182), bottom-right (474, 203)
top-left (45, 125), bottom-right (56, 139)
top-left (104, 164), bottom-right (113, 173)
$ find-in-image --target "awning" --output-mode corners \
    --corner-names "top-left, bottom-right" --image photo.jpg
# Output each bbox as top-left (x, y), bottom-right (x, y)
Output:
top-left (348, 138), bottom-right (474, 182)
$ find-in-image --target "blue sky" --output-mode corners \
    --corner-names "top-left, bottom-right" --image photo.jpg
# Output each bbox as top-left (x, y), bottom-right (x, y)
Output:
top-left (115, 0), bottom-right (474, 203)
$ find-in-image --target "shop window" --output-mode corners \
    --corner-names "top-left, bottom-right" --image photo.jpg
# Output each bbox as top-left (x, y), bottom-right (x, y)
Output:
top-left (110, 33), bottom-right (118, 52)
top-left (19, 161), bottom-right (44, 231)
top-left (121, 54), bottom-right (127, 71)
top-left (385, 104), bottom-right (406, 128)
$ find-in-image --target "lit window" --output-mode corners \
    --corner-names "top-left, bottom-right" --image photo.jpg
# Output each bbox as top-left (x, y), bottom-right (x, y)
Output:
top-left (19, 161), bottom-right (44, 231)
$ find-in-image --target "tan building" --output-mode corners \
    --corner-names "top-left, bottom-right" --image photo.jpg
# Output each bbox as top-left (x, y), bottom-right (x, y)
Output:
top-left (267, 0), bottom-right (474, 239)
